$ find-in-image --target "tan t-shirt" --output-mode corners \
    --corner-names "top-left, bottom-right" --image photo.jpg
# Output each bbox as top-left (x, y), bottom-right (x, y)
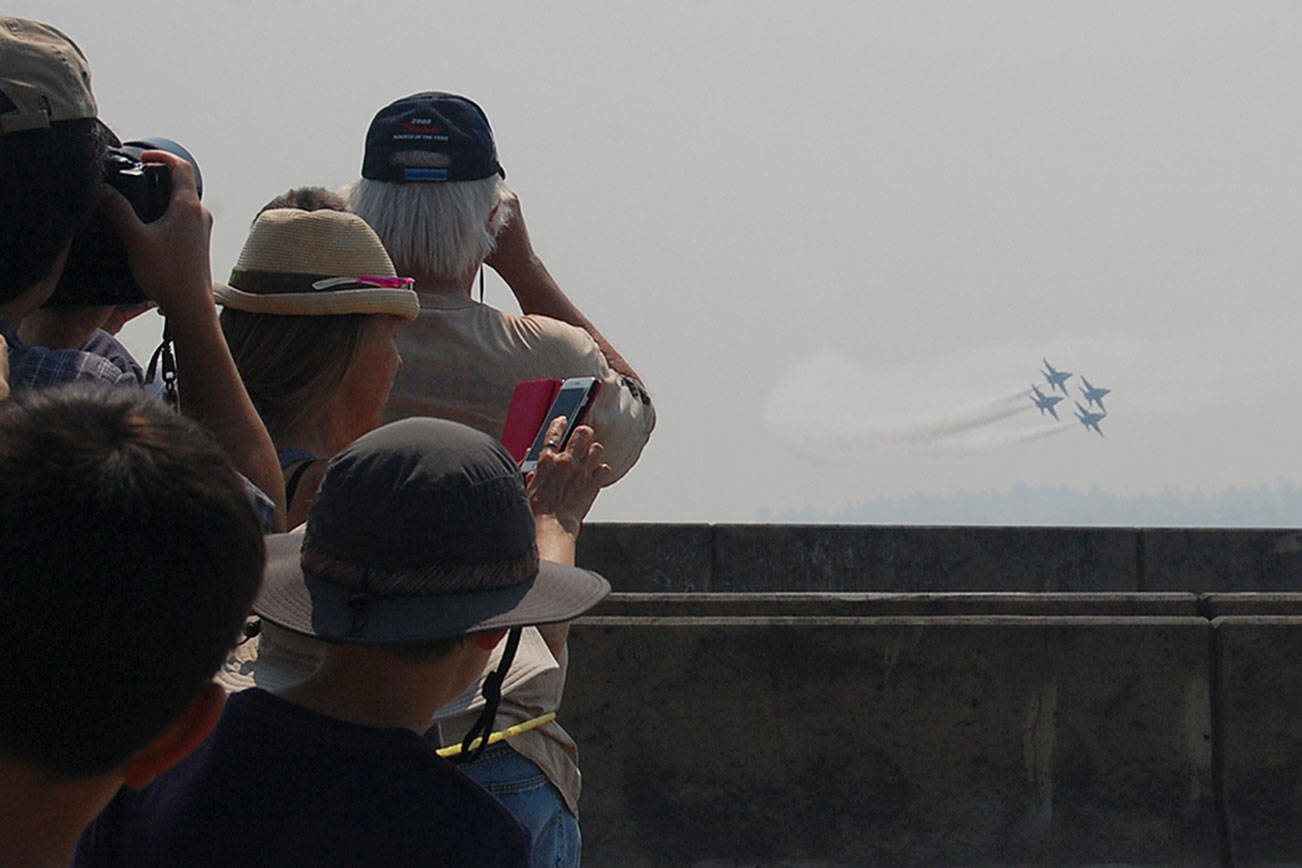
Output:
top-left (383, 294), bottom-right (654, 483)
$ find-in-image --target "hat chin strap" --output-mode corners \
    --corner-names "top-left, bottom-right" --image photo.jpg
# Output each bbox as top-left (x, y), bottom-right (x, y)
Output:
top-left (450, 626), bottom-right (522, 764)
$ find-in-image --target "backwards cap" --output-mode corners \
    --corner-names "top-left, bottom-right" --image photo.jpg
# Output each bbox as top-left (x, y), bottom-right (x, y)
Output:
top-left (362, 91), bottom-right (505, 183)
top-left (0, 17), bottom-right (97, 135)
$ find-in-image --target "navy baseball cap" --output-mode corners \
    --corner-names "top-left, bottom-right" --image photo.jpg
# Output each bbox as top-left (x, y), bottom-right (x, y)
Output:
top-left (362, 91), bottom-right (505, 183)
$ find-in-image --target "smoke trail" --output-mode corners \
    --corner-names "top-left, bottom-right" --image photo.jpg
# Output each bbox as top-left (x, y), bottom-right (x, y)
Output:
top-left (944, 420), bottom-right (1072, 455)
top-left (763, 353), bottom-right (1089, 458)
top-left (809, 391), bottom-right (1039, 454)
top-left (898, 390), bottom-right (1030, 444)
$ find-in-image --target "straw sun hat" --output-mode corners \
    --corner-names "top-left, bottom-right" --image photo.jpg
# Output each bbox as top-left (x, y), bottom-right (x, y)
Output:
top-left (213, 208), bottom-right (419, 319)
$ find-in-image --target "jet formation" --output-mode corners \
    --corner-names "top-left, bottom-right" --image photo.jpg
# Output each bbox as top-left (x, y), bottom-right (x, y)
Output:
top-left (1029, 384), bottom-right (1063, 420)
top-left (1040, 358), bottom-right (1072, 395)
top-left (1074, 402), bottom-right (1106, 437)
top-left (1031, 359), bottom-right (1111, 436)
top-left (1078, 376), bottom-right (1109, 413)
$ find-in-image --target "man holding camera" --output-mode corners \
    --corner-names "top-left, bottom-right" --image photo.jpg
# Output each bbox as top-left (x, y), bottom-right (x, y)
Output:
top-left (0, 16), bottom-right (284, 527)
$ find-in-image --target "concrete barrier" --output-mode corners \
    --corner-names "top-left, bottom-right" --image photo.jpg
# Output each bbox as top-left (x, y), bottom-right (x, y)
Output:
top-left (709, 526), bottom-right (1142, 593)
top-left (1213, 615), bottom-right (1302, 866)
top-left (1145, 530), bottom-right (1302, 592)
top-left (1203, 592), bottom-right (1302, 617)
top-left (590, 591), bottom-right (1201, 618)
top-left (563, 526), bottom-right (1302, 864)
top-left (577, 525), bottom-right (1302, 593)
top-left (565, 612), bottom-right (1217, 866)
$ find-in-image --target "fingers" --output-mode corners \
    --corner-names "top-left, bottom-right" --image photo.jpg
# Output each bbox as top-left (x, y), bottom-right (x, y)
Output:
top-left (564, 423), bottom-right (592, 456)
top-left (543, 415), bottom-right (567, 449)
top-left (139, 150), bottom-right (200, 203)
top-left (538, 421), bottom-right (598, 463)
top-left (98, 151), bottom-right (206, 241)
top-left (571, 430), bottom-right (608, 481)
top-left (497, 189), bottom-right (521, 217)
top-left (537, 415), bottom-right (568, 460)
top-left (535, 421), bottom-right (607, 486)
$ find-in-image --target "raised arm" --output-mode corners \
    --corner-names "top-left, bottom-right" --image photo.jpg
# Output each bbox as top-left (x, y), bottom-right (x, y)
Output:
top-left (101, 152), bottom-right (286, 530)
top-left (525, 415), bottom-right (611, 657)
top-left (485, 191), bottom-right (644, 385)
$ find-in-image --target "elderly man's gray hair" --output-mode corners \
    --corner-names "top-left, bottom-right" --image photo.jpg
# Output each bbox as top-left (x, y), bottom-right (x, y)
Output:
top-left (347, 151), bottom-right (510, 282)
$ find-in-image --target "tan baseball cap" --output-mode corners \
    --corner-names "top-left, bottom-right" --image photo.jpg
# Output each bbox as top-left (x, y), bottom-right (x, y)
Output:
top-left (0, 17), bottom-right (97, 135)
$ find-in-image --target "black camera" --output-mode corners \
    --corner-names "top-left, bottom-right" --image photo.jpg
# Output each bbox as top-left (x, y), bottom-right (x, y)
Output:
top-left (44, 138), bottom-right (203, 308)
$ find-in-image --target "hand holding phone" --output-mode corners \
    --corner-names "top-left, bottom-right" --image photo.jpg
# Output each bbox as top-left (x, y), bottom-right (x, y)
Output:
top-left (520, 377), bottom-right (600, 473)
top-left (526, 416), bottom-right (610, 539)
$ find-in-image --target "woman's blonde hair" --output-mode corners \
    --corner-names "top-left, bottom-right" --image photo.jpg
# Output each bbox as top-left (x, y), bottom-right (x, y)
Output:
top-left (219, 309), bottom-right (366, 437)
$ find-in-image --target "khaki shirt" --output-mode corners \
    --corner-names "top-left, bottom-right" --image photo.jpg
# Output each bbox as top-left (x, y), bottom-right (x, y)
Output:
top-left (383, 294), bottom-right (654, 483)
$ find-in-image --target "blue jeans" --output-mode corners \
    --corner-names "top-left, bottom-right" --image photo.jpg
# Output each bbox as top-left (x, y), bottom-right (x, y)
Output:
top-left (459, 743), bottom-right (581, 868)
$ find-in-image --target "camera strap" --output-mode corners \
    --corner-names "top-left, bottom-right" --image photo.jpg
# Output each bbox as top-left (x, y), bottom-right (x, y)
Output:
top-left (449, 626), bottom-right (523, 765)
top-left (145, 323), bottom-right (179, 412)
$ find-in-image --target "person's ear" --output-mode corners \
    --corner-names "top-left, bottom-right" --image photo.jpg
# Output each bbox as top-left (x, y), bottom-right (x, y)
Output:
top-left (120, 683), bottom-right (226, 789)
top-left (469, 628), bottom-right (508, 651)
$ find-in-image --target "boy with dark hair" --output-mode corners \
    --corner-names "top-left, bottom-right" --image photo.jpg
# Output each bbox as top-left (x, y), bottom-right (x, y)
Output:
top-left (76, 416), bottom-right (611, 867)
top-left (0, 384), bottom-right (266, 867)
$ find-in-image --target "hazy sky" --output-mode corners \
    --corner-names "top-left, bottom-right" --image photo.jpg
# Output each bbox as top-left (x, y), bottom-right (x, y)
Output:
top-left (18, 1), bottom-right (1302, 522)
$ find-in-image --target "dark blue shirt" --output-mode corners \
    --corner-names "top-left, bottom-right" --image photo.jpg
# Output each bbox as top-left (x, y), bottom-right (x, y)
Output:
top-left (74, 688), bottom-right (531, 867)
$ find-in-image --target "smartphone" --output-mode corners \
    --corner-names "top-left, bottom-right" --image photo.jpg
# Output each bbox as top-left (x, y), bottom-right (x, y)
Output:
top-left (520, 377), bottom-right (601, 473)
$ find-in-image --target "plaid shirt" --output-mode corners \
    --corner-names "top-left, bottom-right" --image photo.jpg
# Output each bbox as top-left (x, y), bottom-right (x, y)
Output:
top-left (1, 313), bottom-right (141, 391)
top-left (1, 314), bottom-right (275, 531)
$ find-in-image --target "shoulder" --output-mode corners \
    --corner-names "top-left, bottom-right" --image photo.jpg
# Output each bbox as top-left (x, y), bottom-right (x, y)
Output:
top-left (8, 344), bottom-right (140, 392)
top-left (81, 330), bottom-right (145, 380)
top-left (513, 313), bottom-right (606, 363)
top-left (519, 311), bottom-right (597, 342)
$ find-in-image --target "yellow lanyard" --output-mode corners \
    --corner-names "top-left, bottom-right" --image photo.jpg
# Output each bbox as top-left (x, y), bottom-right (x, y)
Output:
top-left (436, 711), bottom-right (556, 758)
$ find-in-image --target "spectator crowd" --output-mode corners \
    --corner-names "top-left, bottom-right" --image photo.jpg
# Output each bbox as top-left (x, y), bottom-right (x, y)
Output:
top-left (0, 16), bottom-right (654, 867)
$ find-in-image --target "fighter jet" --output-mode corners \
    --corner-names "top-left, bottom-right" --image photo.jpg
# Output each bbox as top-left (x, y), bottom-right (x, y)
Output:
top-left (1074, 402), bottom-right (1106, 437)
top-left (1041, 358), bottom-right (1072, 395)
top-left (1078, 376), bottom-right (1110, 412)
top-left (1029, 384), bottom-right (1063, 420)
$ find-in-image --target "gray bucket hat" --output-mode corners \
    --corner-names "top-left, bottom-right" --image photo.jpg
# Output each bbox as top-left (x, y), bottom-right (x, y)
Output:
top-left (253, 417), bottom-right (609, 643)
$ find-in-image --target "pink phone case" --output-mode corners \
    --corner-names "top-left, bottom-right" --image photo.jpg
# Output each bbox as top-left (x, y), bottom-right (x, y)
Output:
top-left (501, 378), bottom-right (561, 462)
